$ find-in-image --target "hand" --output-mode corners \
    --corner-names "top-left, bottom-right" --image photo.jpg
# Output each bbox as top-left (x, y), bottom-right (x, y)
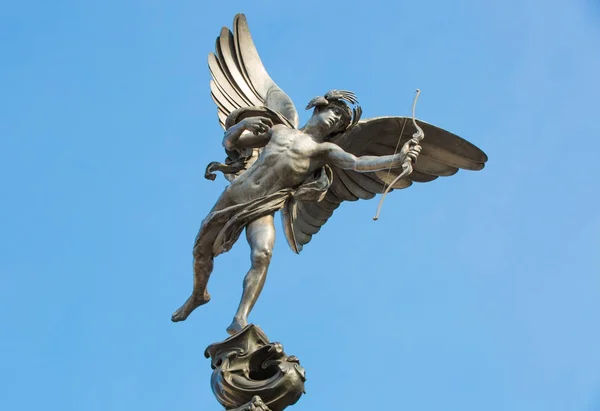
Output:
top-left (241, 116), bottom-right (273, 135)
top-left (401, 137), bottom-right (422, 163)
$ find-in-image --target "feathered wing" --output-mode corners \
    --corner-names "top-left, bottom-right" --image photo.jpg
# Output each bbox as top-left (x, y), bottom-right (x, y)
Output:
top-left (286, 117), bottom-right (488, 251)
top-left (208, 13), bottom-right (299, 130)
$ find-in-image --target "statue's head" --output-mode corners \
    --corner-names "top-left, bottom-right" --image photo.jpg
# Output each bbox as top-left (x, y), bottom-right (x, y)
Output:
top-left (305, 90), bottom-right (362, 137)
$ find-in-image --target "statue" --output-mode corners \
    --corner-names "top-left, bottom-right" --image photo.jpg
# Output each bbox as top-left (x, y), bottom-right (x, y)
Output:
top-left (170, 14), bottom-right (488, 335)
top-left (205, 325), bottom-right (305, 411)
top-left (170, 13), bottom-right (488, 410)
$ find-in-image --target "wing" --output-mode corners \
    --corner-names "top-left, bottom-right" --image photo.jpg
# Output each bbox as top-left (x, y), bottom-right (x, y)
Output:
top-left (287, 116), bottom-right (488, 251)
top-left (208, 13), bottom-right (299, 130)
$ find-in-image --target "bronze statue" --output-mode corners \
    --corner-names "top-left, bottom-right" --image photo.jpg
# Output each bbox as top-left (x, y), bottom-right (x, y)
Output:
top-left (171, 14), bottom-right (488, 336)
top-left (205, 325), bottom-right (305, 411)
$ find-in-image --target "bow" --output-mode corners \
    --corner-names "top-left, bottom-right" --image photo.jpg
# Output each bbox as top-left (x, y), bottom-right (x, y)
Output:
top-left (373, 89), bottom-right (425, 221)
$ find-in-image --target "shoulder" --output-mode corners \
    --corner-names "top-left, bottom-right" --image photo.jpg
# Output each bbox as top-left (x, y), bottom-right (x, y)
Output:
top-left (271, 124), bottom-right (301, 139)
top-left (271, 124), bottom-right (290, 133)
top-left (312, 142), bottom-right (347, 161)
top-left (318, 141), bottom-right (343, 153)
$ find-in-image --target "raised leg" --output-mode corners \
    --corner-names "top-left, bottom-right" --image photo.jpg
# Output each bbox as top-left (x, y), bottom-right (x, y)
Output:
top-left (172, 192), bottom-right (235, 323)
top-left (227, 214), bottom-right (275, 335)
top-left (171, 246), bottom-right (213, 322)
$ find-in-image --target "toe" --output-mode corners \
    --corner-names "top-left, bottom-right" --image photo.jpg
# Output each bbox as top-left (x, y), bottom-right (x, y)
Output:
top-left (171, 308), bottom-right (185, 322)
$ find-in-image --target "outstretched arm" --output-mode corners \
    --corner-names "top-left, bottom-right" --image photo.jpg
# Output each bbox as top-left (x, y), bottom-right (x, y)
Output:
top-left (322, 141), bottom-right (421, 172)
top-left (223, 117), bottom-right (273, 151)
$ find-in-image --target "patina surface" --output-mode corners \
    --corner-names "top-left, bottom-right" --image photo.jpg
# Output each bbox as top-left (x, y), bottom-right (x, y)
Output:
top-left (171, 14), bottom-right (488, 336)
top-left (205, 325), bottom-right (305, 411)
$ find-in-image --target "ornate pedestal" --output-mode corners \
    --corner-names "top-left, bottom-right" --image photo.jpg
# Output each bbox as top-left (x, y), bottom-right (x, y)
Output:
top-left (204, 325), bottom-right (306, 411)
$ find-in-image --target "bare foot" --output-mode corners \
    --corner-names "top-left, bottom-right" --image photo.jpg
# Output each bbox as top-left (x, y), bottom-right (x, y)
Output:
top-left (171, 292), bottom-right (211, 322)
top-left (226, 316), bottom-right (247, 335)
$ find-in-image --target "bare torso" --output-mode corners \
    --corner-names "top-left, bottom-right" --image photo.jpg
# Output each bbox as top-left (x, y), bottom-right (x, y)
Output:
top-left (218, 125), bottom-right (323, 208)
top-left (172, 112), bottom-right (420, 326)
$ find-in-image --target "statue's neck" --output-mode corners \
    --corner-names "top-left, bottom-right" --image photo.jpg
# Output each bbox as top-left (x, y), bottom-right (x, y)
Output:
top-left (300, 121), bottom-right (329, 141)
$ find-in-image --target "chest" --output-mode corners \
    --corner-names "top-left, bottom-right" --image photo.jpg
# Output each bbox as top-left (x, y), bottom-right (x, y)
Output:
top-left (266, 127), bottom-right (315, 156)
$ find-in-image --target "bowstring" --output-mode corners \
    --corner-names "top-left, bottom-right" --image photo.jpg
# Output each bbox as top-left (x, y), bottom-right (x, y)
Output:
top-left (379, 98), bottom-right (414, 196)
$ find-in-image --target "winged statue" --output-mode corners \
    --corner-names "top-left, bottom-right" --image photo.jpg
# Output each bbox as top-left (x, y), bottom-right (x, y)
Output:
top-left (172, 14), bottom-right (488, 334)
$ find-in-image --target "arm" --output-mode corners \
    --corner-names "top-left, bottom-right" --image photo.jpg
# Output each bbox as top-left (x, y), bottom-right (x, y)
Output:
top-left (322, 141), bottom-right (420, 172)
top-left (222, 117), bottom-right (273, 151)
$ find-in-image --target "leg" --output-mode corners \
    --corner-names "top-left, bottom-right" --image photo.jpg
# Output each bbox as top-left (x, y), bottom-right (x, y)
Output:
top-left (171, 243), bottom-right (213, 322)
top-left (227, 214), bottom-right (275, 335)
top-left (171, 192), bottom-right (235, 323)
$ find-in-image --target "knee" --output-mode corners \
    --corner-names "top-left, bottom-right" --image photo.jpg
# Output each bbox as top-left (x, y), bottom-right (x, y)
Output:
top-left (251, 247), bottom-right (272, 266)
top-left (193, 245), bottom-right (212, 262)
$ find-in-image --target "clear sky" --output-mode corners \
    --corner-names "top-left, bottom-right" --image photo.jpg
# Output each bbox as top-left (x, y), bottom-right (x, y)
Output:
top-left (1, 0), bottom-right (599, 410)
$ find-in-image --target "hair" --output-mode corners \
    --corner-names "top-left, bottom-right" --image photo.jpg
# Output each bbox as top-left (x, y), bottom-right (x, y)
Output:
top-left (306, 90), bottom-right (362, 136)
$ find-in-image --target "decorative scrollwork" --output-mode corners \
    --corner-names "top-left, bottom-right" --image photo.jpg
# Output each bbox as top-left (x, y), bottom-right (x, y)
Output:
top-left (205, 325), bottom-right (306, 411)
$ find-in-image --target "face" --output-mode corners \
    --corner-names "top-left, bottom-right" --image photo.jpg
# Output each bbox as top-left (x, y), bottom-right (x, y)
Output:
top-left (309, 105), bottom-right (345, 133)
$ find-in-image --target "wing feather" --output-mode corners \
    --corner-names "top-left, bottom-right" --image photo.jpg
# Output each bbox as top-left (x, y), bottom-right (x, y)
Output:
top-left (420, 144), bottom-right (484, 171)
top-left (210, 83), bottom-right (238, 114)
top-left (289, 116), bottom-right (487, 251)
top-left (314, 193), bottom-right (341, 211)
top-left (296, 202), bottom-right (329, 225)
top-left (293, 214), bottom-right (322, 235)
top-left (208, 54), bottom-right (247, 111)
top-left (294, 229), bottom-right (312, 246)
top-left (414, 155), bottom-right (459, 177)
top-left (217, 115), bottom-right (226, 129)
top-left (218, 28), bottom-right (262, 107)
top-left (214, 37), bottom-right (255, 107)
top-left (363, 141), bottom-right (460, 177)
top-left (208, 14), bottom-right (299, 130)
top-left (210, 77), bottom-right (243, 111)
top-left (232, 20), bottom-right (263, 102)
top-left (335, 170), bottom-right (376, 200)
top-left (298, 204), bottom-right (334, 222)
top-left (234, 15), bottom-right (299, 127)
top-left (407, 170), bottom-right (439, 183)
top-left (344, 170), bottom-right (387, 194)
top-left (329, 170), bottom-right (359, 202)
top-left (374, 171), bottom-right (413, 189)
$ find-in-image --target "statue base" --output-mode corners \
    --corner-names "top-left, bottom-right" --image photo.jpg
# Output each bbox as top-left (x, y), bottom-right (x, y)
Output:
top-left (227, 395), bottom-right (271, 411)
top-left (204, 325), bottom-right (306, 411)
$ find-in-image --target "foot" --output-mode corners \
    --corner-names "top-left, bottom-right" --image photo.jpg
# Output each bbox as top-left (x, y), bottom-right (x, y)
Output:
top-left (226, 316), bottom-right (248, 335)
top-left (171, 291), bottom-right (211, 322)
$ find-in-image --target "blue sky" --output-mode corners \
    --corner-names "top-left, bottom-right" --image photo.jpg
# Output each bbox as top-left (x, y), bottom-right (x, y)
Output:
top-left (1, 0), bottom-right (599, 410)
